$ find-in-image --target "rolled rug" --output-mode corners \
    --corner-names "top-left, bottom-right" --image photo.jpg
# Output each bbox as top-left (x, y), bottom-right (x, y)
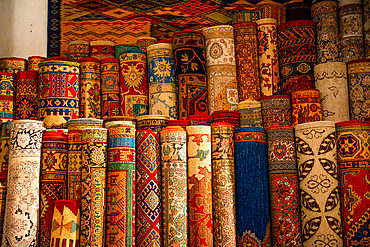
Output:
top-left (101, 58), bottom-right (120, 119)
top-left (188, 113), bottom-right (213, 126)
top-left (90, 40), bottom-right (114, 59)
top-left (259, 4), bottom-right (287, 25)
top-left (68, 41), bottom-right (89, 61)
top-left (15, 71), bottom-right (39, 120)
top-left (114, 45), bottom-right (142, 59)
top-left (232, 10), bottom-right (260, 24)
top-left (2, 120), bottom-right (43, 246)
top-left (0, 73), bottom-right (14, 123)
top-left (291, 89), bottom-right (322, 126)
top-left (136, 114), bottom-right (169, 131)
top-left (167, 119), bottom-right (190, 129)
top-left (0, 57), bottom-right (27, 75)
top-left (260, 95), bottom-right (292, 129)
top-left (27, 56), bottom-right (46, 72)
top-left (238, 99), bottom-right (263, 128)
top-left (136, 37), bottom-right (157, 53)
top-left (211, 110), bottom-right (240, 129)
top-left (364, 0), bottom-right (370, 58)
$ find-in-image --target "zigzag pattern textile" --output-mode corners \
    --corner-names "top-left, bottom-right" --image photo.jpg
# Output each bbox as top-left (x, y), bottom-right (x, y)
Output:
top-left (101, 58), bottom-right (120, 119)
top-left (278, 20), bottom-right (316, 95)
top-left (39, 61), bottom-right (80, 129)
top-left (39, 130), bottom-right (68, 247)
top-left (80, 128), bottom-right (107, 247)
top-left (0, 73), bottom-right (14, 123)
top-left (2, 120), bottom-right (43, 246)
top-left (173, 30), bottom-right (208, 120)
top-left (50, 200), bottom-right (80, 247)
top-left (336, 121), bottom-right (370, 246)
top-left (105, 119), bottom-right (136, 247)
top-left (160, 126), bottom-right (188, 246)
top-left (68, 41), bottom-right (89, 62)
top-left (15, 71), bottom-right (39, 120)
top-left (136, 130), bottom-right (162, 247)
top-left (234, 127), bottom-right (271, 246)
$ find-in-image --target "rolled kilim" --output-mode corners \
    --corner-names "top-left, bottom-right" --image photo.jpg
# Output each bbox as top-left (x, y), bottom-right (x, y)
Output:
top-left (147, 43), bottom-right (177, 119)
top-left (39, 130), bottom-right (68, 247)
top-left (286, 2), bottom-right (311, 21)
top-left (15, 71), bottom-right (39, 120)
top-left (291, 89), bottom-right (322, 126)
top-left (45, 56), bottom-right (69, 62)
top-left (2, 120), bottom-right (43, 246)
top-left (114, 45), bottom-right (142, 59)
top-left (0, 73), bottom-right (14, 122)
top-left (266, 126), bottom-right (301, 246)
top-left (187, 125), bottom-right (213, 246)
top-left (160, 126), bottom-right (188, 246)
top-left (278, 20), bottom-right (316, 95)
top-left (188, 113), bottom-right (213, 126)
top-left (232, 10), bottom-right (260, 23)
top-left (119, 52), bottom-right (149, 117)
top-left (101, 58), bottom-right (120, 119)
top-left (136, 114), bottom-right (169, 131)
top-left (234, 127), bottom-right (271, 246)
top-left (80, 128), bottom-right (107, 247)
top-left (39, 60), bottom-right (79, 129)
top-left (233, 22), bottom-right (260, 101)
top-left (238, 99), bottom-right (263, 127)
top-left (347, 59), bottom-right (370, 120)
top-left (167, 119), bottom-right (190, 129)
top-left (50, 200), bottom-right (80, 247)
top-left (67, 118), bottom-right (103, 200)
top-left (211, 111), bottom-right (240, 129)
top-left (365, 0), bottom-right (370, 58)
top-left (339, 0), bottom-right (365, 62)
top-left (211, 122), bottom-right (237, 246)
top-left (0, 122), bottom-right (11, 245)
top-left (173, 30), bottom-right (208, 119)
top-left (90, 40), bottom-right (114, 59)
top-left (203, 25), bottom-right (239, 114)
top-left (137, 37), bottom-right (157, 53)
top-left (105, 119), bottom-right (136, 246)
top-left (0, 57), bottom-right (27, 74)
top-left (314, 62), bottom-right (350, 122)
top-left (336, 120), bottom-right (370, 246)
top-left (259, 4), bottom-right (287, 25)
top-left (78, 57), bottom-right (101, 118)
top-left (257, 18), bottom-right (280, 96)
top-left (68, 41), bottom-right (89, 61)
top-left (136, 130), bottom-right (161, 246)
top-left (27, 56), bottom-right (46, 72)
top-left (311, 0), bottom-right (340, 63)
top-left (295, 121), bottom-right (343, 246)
top-left (261, 95), bottom-right (292, 128)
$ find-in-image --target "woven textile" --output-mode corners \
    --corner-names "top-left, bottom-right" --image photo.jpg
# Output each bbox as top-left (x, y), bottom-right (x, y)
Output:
top-left (238, 99), bottom-right (263, 127)
top-left (0, 57), bottom-right (27, 75)
top-left (232, 10), bottom-right (260, 23)
top-left (365, 0), bottom-right (370, 58)
top-left (336, 121), bottom-right (370, 246)
top-left (257, 18), bottom-right (280, 96)
top-left (233, 22), bottom-right (260, 101)
top-left (261, 95), bottom-right (292, 128)
top-left (105, 120), bottom-right (136, 246)
top-left (211, 123), bottom-right (237, 246)
top-left (15, 71), bottom-right (39, 120)
top-left (311, 0), bottom-right (340, 63)
top-left (259, 4), bottom-right (287, 25)
top-left (186, 125), bottom-right (213, 246)
top-left (295, 121), bottom-right (343, 246)
top-left (339, 0), bottom-right (365, 62)
top-left (120, 52), bottom-right (149, 118)
top-left (79, 57), bottom-right (101, 118)
top-left (39, 130), bottom-right (68, 247)
top-left (80, 128), bottom-right (107, 247)
top-left (314, 62), bottom-right (350, 122)
top-left (137, 115), bottom-right (169, 131)
top-left (148, 43), bottom-right (177, 119)
top-left (278, 20), bottom-right (316, 95)
top-left (0, 73), bottom-right (14, 123)
top-left (101, 58), bottom-right (120, 119)
top-left (67, 118), bottom-right (103, 200)
top-left (167, 119), bottom-right (190, 128)
top-left (188, 113), bottom-right (213, 126)
top-left (68, 41), bottom-right (89, 61)
top-left (115, 45), bottom-right (142, 59)
top-left (0, 122), bottom-right (11, 245)
top-left (90, 40), bottom-right (114, 60)
top-left (137, 37), bottom-right (157, 53)
top-left (266, 126), bottom-right (301, 246)
top-left (234, 127), bottom-right (271, 246)
top-left (46, 56), bottom-right (69, 61)
top-left (212, 111), bottom-right (240, 129)
top-left (160, 126), bottom-right (188, 246)
top-left (173, 30), bottom-right (208, 120)
top-left (286, 2), bottom-right (311, 21)
top-left (50, 200), bottom-right (80, 247)
top-left (291, 89), bottom-right (322, 126)
top-left (136, 130), bottom-right (161, 246)
top-left (39, 60), bottom-right (79, 129)
top-left (2, 120), bottom-right (43, 246)
top-left (203, 25), bottom-right (239, 114)
top-left (27, 56), bottom-right (46, 72)
top-left (347, 59), bottom-right (370, 120)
